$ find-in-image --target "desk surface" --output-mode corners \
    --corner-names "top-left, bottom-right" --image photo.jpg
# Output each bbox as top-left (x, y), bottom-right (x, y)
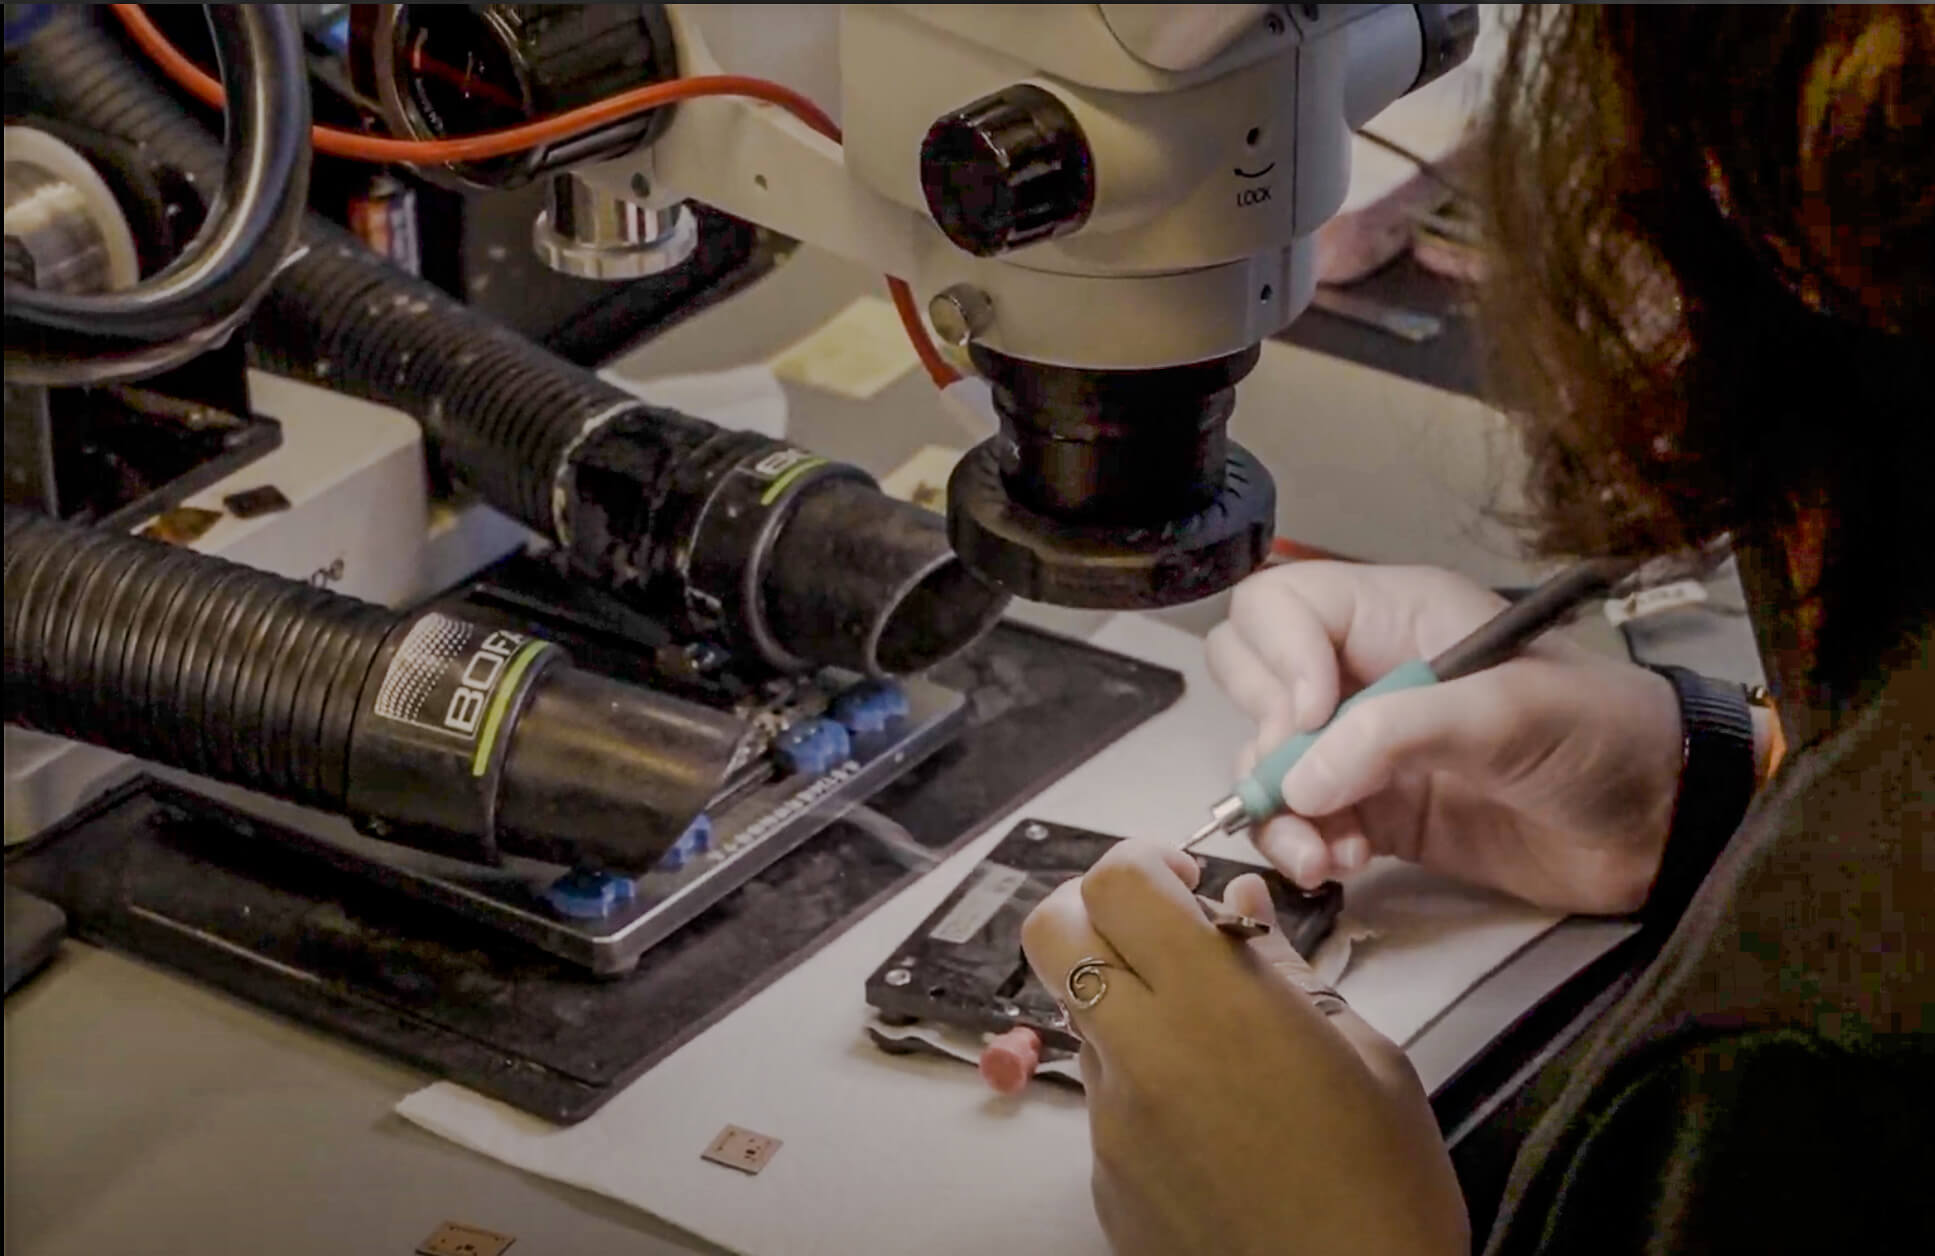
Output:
top-left (6, 250), bottom-right (1596, 1256)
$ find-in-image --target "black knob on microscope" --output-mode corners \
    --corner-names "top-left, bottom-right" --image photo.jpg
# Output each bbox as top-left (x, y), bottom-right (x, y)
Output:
top-left (919, 85), bottom-right (1096, 258)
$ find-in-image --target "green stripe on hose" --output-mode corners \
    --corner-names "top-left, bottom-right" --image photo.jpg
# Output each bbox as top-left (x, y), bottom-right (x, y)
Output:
top-left (470, 640), bottom-right (554, 777)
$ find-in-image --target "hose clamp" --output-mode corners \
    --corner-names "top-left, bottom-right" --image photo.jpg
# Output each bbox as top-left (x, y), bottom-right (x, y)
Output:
top-left (344, 611), bottom-right (563, 861)
top-left (548, 399), bottom-right (644, 549)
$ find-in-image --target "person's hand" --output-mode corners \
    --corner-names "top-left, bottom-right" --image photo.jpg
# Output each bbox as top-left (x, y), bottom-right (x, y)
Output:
top-left (1207, 562), bottom-right (1683, 915)
top-left (1022, 840), bottom-right (1467, 1256)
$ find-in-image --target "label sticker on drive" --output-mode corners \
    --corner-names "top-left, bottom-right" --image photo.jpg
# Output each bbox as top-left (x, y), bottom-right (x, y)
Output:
top-left (372, 614), bottom-right (547, 749)
top-left (746, 446), bottom-right (828, 505)
top-left (928, 864), bottom-right (1030, 944)
top-left (750, 447), bottom-right (818, 480)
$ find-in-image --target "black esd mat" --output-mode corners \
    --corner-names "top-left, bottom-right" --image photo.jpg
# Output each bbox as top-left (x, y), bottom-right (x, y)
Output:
top-left (4, 623), bottom-right (1182, 1124)
top-left (865, 820), bottom-right (1343, 1061)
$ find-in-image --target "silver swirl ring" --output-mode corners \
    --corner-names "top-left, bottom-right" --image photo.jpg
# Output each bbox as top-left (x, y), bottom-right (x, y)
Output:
top-left (1064, 956), bottom-right (1113, 1010)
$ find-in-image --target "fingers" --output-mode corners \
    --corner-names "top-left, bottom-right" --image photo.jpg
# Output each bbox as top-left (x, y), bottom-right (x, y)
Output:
top-left (1220, 873), bottom-right (1303, 972)
top-left (1076, 841), bottom-right (1221, 990)
top-left (1221, 873), bottom-right (1320, 986)
top-left (1020, 879), bottom-right (1151, 1045)
top-left (1219, 875), bottom-right (1414, 1088)
top-left (1152, 842), bottom-right (1205, 891)
top-left (1207, 621), bottom-right (1293, 725)
top-left (1220, 872), bottom-right (1276, 924)
top-left (1234, 714), bottom-right (1315, 779)
top-left (1019, 843), bottom-right (1208, 1023)
top-left (1077, 1041), bottom-right (1105, 1091)
top-left (1207, 624), bottom-right (1317, 761)
top-left (1331, 833), bottom-right (1373, 873)
top-left (1252, 810), bottom-right (1369, 889)
top-left (1217, 563), bottom-right (1511, 699)
top-left (1214, 564), bottom-right (1514, 789)
top-left (1280, 670), bottom-right (1522, 818)
top-left (1226, 575), bottom-right (1345, 729)
top-left (1252, 814), bottom-right (1326, 885)
top-left (1221, 874), bottom-right (1334, 996)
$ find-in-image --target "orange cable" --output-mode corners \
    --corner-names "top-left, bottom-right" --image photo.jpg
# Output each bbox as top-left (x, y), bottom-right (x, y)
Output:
top-left (887, 276), bottom-right (960, 390)
top-left (110, 3), bottom-right (959, 386)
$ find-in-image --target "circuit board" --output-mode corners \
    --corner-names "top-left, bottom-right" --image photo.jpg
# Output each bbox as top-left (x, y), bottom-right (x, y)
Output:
top-left (865, 820), bottom-right (1344, 1056)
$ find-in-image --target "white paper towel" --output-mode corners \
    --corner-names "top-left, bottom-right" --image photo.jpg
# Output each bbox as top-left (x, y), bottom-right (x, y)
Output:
top-left (397, 615), bottom-right (1563, 1256)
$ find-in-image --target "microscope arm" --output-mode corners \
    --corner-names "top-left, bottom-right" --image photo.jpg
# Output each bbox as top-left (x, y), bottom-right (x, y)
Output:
top-left (575, 6), bottom-right (926, 279)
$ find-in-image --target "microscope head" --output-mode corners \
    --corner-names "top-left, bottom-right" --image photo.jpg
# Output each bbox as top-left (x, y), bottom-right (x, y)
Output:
top-left (414, 3), bottom-right (1482, 612)
top-left (947, 343), bottom-right (1269, 609)
top-left (850, 3), bottom-right (1479, 607)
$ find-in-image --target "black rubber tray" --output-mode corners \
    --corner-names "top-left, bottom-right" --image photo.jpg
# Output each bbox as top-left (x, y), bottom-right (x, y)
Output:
top-left (6, 622), bottom-right (1183, 1123)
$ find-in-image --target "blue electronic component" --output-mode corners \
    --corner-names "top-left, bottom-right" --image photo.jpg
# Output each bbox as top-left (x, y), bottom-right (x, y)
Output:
top-left (546, 867), bottom-right (638, 920)
top-left (654, 814), bottom-right (714, 872)
top-left (318, 13), bottom-right (350, 54)
top-left (774, 717), bottom-right (853, 777)
top-left (829, 681), bottom-right (911, 734)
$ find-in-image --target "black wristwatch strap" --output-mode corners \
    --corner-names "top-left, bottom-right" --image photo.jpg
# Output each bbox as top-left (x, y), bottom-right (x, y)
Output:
top-left (1641, 666), bottom-right (1758, 924)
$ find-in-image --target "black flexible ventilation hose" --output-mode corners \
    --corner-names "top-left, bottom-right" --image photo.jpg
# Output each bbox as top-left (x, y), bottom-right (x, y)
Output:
top-left (247, 229), bottom-right (718, 535)
top-left (2, 5), bottom-right (310, 385)
top-left (3, 507), bottom-right (392, 810)
top-left (3, 507), bottom-right (747, 871)
top-left (9, 8), bottom-right (1006, 676)
top-left (6, 7), bottom-right (599, 531)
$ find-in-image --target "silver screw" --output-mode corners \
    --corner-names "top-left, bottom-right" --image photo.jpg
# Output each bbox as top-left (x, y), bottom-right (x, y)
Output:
top-left (996, 1000), bottom-right (1020, 1019)
top-left (927, 284), bottom-right (994, 347)
top-left (1024, 822), bottom-right (1050, 841)
top-left (884, 967), bottom-right (912, 987)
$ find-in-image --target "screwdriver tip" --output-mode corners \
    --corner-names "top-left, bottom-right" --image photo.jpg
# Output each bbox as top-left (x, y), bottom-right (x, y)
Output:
top-left (1186, 795), bottom-right (1250, 849)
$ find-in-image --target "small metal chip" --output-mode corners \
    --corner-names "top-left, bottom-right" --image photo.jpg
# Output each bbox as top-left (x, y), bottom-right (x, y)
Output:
top-left (222, 484), bottom-right (291, 518)
top-left (702, 1124), bottom-right (782, 1175)
top-left (139, 506), bottom-right (222, 546)
top-left (416, 1221), bottom-right (515, 1256)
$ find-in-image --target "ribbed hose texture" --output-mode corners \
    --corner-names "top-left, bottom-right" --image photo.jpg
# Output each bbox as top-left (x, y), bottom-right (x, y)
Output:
top-left (4, 236), bottom-right (36, 287)
top-left (247, 232), bottom-right (717, 533)
top-left (9, 8), bottom-right (714, 535)
top-left (9, 8), bottom-right (229, 192)
top-left (3, 508), bottom-right (397, 809)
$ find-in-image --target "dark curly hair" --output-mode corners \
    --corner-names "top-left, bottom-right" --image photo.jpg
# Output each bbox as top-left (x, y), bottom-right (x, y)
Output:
top-left (1480, 5), bottom-right (1934, 705)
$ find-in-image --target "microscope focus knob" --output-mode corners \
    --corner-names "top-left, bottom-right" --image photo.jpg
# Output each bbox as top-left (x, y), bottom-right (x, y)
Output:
top-left (919, 86), bottom-right (1095, 257)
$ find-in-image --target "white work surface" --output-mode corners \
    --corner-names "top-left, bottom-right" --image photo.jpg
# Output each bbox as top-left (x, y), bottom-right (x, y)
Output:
top-left (399, 615), bottom-right (1583, 1256)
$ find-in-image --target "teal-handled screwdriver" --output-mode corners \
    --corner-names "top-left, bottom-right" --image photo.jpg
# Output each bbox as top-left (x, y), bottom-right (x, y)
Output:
top-left (1188, 557), bottom-right (1642, 846)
